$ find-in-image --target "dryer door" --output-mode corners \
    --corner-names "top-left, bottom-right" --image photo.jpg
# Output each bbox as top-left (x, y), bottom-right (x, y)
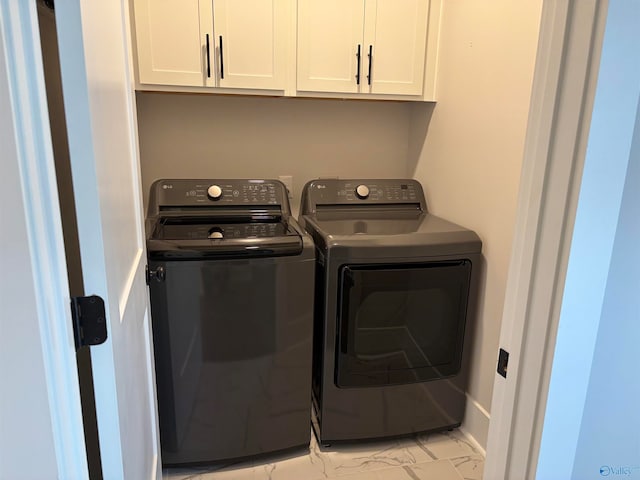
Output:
top-left (336, 260), bottom-right (472, 388)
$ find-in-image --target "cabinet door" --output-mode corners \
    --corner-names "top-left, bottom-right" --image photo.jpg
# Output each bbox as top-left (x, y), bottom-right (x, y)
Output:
top-left (134, 0), bottom-right (214, 87)
top-left (213, 0), bottom-right (288, 90)
top-left (297, 0), bottom-right (365, 93)
top-left (364, 0), bottom-right (429, 95)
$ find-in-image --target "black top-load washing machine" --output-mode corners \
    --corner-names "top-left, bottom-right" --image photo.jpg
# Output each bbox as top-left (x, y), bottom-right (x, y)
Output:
top-left (146, 179), bottom-right (314, 465)
top-left (299, 179), bottom-right (482, 445)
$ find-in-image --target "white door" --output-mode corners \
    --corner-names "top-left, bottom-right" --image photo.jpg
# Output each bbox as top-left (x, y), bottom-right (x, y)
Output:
top-left (213, 0), bottom-right (288, 90)
top-left (364, 0), bottom-right (429, 95)
top-left (1, 2), bottom-right (88, 477)
top-left (297, 0), bottom-right (365, 93)
top-left (55, 1), bottom-right (161, 479)
top-left (133, 0), bottom-right (214, 87)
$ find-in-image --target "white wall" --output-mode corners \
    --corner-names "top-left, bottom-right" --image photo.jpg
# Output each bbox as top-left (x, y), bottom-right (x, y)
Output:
top-left (136, 93), bottom-right (413, 214)
top-left (536, 2), bottom-right (640, 477)
top-left (409, 1), bottom-right (543, 448)
top-left (0, 22), bottom-right (58, 479)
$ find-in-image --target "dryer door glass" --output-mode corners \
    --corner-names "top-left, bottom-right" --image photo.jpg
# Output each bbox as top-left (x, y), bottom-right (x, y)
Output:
top-left (336, 260), bottom-right (472, 387)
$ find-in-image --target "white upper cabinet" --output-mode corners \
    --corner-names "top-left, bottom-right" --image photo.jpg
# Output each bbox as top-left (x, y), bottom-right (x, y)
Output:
top-left (297, 0), bottom-right (365, 93)
top-left (365, 0), bottom-right (429, 95)
top-left (133, 0), bottom-right (289, 91)
top-left (131, 0), bottom-right (440, 99)
top-left (213, 0), bottom-right (288, 90)
top-left (133, 0), bottom-right (214, 87)
top-left (297, 0), bottom-right (431, 96)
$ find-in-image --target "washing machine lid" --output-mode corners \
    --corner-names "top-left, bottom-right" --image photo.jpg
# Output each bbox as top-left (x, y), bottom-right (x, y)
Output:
top-left (147, 216), bottom-right (303, 259)
top-left (146, 179), bottom-right (303, 259)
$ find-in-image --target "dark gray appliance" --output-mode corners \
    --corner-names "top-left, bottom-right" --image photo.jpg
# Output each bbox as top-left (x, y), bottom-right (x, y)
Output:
top-left (299, 179), bottom-right (482, 445)
top-left (146, 179), bottom-right (315, 465)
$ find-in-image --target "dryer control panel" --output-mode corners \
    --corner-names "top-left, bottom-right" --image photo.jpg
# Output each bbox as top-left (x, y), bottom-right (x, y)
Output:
top-left (301, 179), bottom-right (426, 214)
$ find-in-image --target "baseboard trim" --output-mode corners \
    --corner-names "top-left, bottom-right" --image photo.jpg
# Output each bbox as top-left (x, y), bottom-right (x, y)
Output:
top-left (460, 394), bottom-right (491, 455)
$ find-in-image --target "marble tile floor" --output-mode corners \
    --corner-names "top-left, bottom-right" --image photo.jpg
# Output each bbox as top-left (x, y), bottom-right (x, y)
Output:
top-left (163, 429), bottom-right (483, 480)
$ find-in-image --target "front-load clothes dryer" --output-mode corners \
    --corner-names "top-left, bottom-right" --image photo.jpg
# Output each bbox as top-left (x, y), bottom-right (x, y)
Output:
top-left (146, 179), bottom-right (314, 465)
top-left (299, 179), bottom-right (482, 445)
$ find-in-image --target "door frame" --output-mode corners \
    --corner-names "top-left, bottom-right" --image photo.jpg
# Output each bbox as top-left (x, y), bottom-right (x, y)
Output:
top-left (0, 1), bottom-right (88, 478)
top-left (484, 0), bottom-right (608, 478)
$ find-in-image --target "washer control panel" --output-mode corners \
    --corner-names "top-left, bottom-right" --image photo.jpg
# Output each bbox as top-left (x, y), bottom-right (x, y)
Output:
top-left (152, 179), bottom-right (286, 207)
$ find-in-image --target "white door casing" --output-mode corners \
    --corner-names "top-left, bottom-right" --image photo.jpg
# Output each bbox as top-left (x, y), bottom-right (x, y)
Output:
top-left (54, 0), bottom-right (161, 479)
top-left (484, 0), bottom-right (608, 478)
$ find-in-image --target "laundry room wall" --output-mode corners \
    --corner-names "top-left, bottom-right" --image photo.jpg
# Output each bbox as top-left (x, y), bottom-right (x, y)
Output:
top-left (408, 1), bottom-right (543, 449)
top-left (136, 93), bottom-right (413, 214)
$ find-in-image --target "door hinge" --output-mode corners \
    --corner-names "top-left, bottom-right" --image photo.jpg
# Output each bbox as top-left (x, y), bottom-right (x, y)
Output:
top-left (71, 295), bottom-right (107, 350)
top-left (497, 348), bottom-right (509, 378)
top-left (146, 265), bottom-right (165, 285)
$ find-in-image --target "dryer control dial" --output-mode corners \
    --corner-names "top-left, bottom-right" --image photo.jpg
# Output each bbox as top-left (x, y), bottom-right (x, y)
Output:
top-left (355, 184), bottom-right (370, 199)
top-left (207, 185), bottom-right (223, 200)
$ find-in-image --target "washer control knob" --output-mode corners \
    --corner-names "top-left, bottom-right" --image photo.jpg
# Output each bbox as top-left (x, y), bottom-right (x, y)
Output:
top-left (207, 185), bottom-right (223, 200)
top-left (355, 184), bottom-right (370, 199)
top-left (208, 227), bottom-right (224, 239)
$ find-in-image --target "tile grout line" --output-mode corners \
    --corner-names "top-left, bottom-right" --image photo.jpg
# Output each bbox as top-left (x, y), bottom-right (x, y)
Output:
top-left (402, 465), bottom-right (423, 480)
top-left (449, 454), bottom-right (484, 480)
top-left (413, 437), bottom-right (438, 460)
top-left (446, 458), bottom-right (467, 480)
